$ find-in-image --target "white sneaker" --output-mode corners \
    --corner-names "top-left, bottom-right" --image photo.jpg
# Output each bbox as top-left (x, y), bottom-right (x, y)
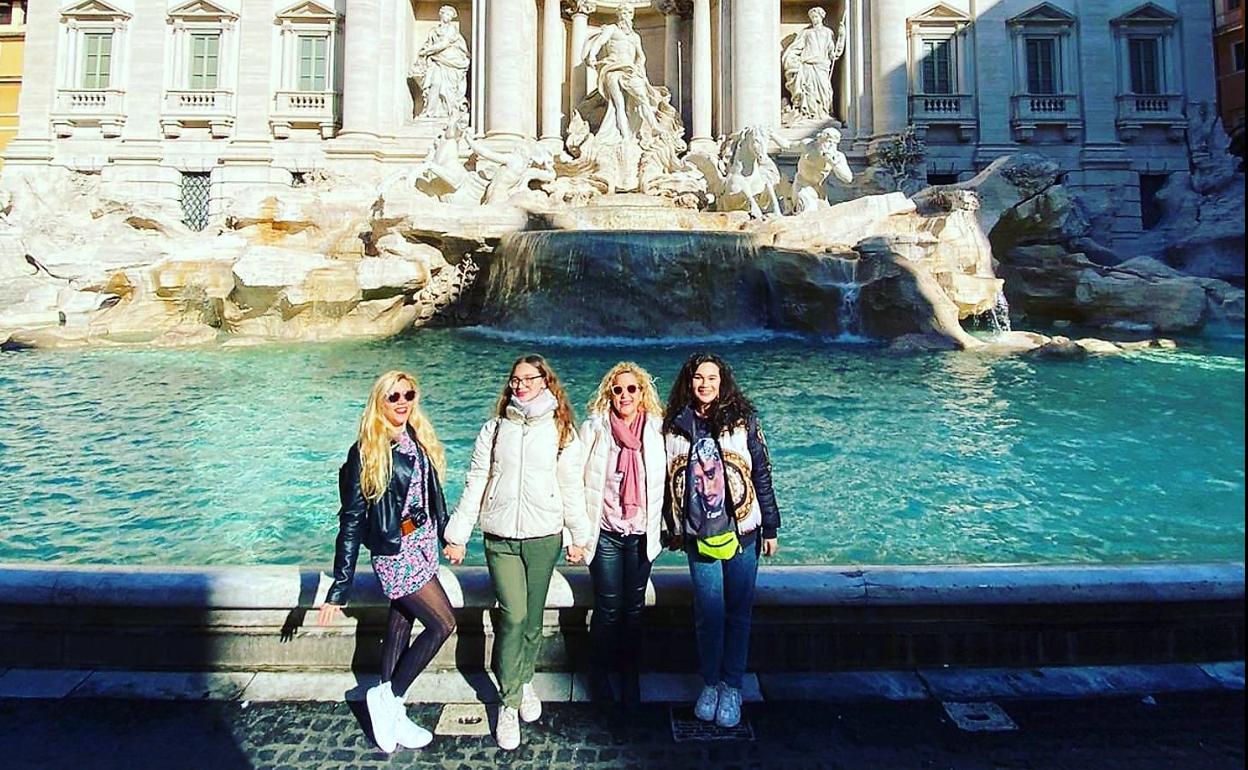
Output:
top-left (390, 690), bottom-right (433, 750)
top-left (519, 682), bottom-right (542, 723)
top-left (715, 684), bottom-right (742, 728)
top-left (365, 683), bottom-right (398, 753)
top-left (693, 684), bottom-right (719, 722)
top-left (496, 705), bottom-right (521, 751)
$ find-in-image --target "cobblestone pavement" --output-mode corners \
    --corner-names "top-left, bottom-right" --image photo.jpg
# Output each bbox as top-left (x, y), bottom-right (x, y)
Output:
top-left (1, 692), bottom-right (1242, 770)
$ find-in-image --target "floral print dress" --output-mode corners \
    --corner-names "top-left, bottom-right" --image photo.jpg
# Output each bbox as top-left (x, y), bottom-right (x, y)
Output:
top-left (371, 431), bottom-right (440, 600)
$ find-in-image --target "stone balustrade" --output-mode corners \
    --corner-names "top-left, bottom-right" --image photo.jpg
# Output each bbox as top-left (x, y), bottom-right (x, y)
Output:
top-left (271, 91), bottom-right (339, 139)
top-left (1010, 93), bottom-right (1082, 142)
top-left (50, 89), bottom-right (127, 138)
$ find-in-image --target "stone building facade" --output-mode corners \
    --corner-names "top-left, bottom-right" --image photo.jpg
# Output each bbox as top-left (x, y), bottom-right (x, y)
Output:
top-left (0, 0), bottom-right (1221, 243)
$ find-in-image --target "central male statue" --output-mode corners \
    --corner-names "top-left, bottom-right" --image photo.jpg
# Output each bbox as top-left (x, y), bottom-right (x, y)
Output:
top-left (582, 4), bottom-right (665, 143)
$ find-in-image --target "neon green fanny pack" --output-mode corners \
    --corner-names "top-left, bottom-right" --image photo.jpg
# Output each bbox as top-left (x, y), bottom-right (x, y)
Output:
top-left (696, 530), bottom-right (741, 560)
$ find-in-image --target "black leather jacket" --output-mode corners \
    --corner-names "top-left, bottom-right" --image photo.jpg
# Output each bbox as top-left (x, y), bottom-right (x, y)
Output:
top-left (326, 429), bottom-right (448, 606)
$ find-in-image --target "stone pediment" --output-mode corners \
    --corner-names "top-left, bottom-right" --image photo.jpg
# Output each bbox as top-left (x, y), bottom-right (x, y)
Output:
top-left (60, 0), bottom-right (132, 20)
top-left (167, 0), bottom-right (238, 21)
top-left (275, 1), bottom-right (338, 22)
top-left (908, 3), bottom-right (971, 32)
top-left (1007, 2), bottom-right (1076, 27)
top-left (1111, 3), bottom-right (1179, 27)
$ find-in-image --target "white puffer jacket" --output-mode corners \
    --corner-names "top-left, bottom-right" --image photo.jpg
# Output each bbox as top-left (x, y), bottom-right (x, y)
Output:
top-left (445, 405), bottom-right (592, 547)
top-left (578, 413), bottom-right (666, 564)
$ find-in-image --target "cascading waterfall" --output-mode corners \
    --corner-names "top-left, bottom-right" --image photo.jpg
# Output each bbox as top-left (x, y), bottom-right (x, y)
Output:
top-left (991, 291), bottom-right (1012, 334)
top-left (479, 229), bottom-right (767, 338)
top-left (828, 255), bottom-right (865, 341)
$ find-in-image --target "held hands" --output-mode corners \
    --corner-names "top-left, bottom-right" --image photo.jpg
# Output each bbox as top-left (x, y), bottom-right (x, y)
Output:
top-left (442, 543), bottom-right (466, 565)
top-left (565, 544), bottom-right (586, 565)
top-left (666, 533), bottom-right (684, 552)
top-left (316, 603), bottom-right (342, 626)
top-left (762, 538), bottom-right (779, 558)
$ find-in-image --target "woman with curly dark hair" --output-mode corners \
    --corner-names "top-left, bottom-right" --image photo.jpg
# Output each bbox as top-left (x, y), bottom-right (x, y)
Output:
top-left (661, 352), bottom-right (781, 729)
top-left (442, 354), bottom-right (592, 751)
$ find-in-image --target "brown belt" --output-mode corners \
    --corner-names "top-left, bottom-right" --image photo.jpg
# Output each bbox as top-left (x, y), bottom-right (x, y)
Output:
top-left (400, 518), bottom-right (417, 537)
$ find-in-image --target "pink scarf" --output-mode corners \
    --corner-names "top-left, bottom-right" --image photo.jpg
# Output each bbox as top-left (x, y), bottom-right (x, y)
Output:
top-left (609, 410), bottom-right (645, 519)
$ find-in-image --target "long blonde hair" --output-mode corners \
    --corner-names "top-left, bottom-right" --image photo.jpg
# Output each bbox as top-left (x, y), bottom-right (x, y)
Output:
top-left (358, 370), bottom-right (447, 501)
top-left (493, 354), bottom-right (577, 448)
top-left (587, 361), bottom-right (664, 420)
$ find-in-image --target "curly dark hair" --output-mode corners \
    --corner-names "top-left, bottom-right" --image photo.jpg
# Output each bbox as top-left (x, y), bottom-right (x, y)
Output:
top-left (662, 352), bottom-right (756, 436)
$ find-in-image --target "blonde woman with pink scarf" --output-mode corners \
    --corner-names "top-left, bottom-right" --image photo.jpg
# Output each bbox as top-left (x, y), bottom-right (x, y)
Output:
top-left (578, 362), bottom-right (666, 709)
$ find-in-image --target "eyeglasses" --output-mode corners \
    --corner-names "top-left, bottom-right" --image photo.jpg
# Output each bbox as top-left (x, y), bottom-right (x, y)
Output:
top-left (386, 390), bottom-right (417, 404)
top-left (508, 375), bottom-right (545, 388)
top-left (611, 384), bottom-right (640, 395)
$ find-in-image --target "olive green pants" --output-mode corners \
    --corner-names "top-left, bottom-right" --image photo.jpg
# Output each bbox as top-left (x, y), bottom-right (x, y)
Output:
top-left (484, 533), bottom-right (562, 708)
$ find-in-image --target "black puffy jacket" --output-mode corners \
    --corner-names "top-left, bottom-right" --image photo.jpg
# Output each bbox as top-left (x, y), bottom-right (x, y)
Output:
top-left (326, 429), bottom-right (448, 606)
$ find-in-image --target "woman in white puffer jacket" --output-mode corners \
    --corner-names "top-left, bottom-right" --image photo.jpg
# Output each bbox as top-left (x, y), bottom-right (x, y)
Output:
top-left (578, 362), bottom-right (666, 709)
top-left (442, 354), bottom-right (592, 751)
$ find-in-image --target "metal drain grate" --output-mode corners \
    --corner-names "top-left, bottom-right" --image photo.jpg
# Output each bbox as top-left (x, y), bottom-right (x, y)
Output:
top-left (942, 701), bottom-right (1018, 732)
top-left (669, 706), bottom-right (755, 742)
top-left (434, 703), bottom-right (491, 736)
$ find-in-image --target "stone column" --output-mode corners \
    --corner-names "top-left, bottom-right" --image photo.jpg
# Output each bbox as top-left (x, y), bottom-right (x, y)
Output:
top-left (485, 0), bottom-right (538, 141)
top-left (727, 0), bottom-right (779, 133)
top-left (690, 0), bottom-right (713, 151)
top-left (847, 0), bottom-right (868, 146)
top-left (540, 0), bottom-right (565, 150)
top-left (869, 0), bottom-right (908, 138)
top-left (656, 1), bottom-right (688, 106)
top-left (219, 0), bottom-right (281, 206)
top-left (338, 0), bottom-right (380, 139)
top-left (564, 1), bottom-right (595, 110)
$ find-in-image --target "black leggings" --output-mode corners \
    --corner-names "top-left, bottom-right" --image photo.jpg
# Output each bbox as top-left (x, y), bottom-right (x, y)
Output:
top-left (381, 577), bottom-right (457, 699)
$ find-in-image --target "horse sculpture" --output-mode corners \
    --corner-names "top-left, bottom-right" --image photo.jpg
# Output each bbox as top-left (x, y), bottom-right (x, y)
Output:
top-left (687, 125), bottom-right (785, 219)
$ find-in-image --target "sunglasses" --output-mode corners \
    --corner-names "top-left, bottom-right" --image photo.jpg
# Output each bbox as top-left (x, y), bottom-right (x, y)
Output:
top-left (386, 390), bottom-right (417, 404)
top-left (611, 384), bottom-right (640, 395)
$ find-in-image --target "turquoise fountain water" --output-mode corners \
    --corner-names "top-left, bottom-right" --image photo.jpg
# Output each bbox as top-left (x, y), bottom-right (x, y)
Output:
top-left (0, 330), bottom-right (1242, 567)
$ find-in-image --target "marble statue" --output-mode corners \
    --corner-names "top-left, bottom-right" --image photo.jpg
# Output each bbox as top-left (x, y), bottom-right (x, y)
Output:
top-left (782, 6), bottom-right (847, 123)
top-left (464, 135), bottom-right (557, 207)
top-left (583, 4), bottom-right (662, 143)
top-left (688, 125), bottom-right (785, 219)
top-left (560, 4), bottom-right (686, 193)
top-left (774, 127), bottom-right (853, 214)
top-left (411, 110), bottom-right (473, 199)
top-left (409, 5), bottom-right (470, 119)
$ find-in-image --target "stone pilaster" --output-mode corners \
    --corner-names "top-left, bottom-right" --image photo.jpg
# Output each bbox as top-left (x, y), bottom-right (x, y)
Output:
top-left (3, 0), bottom-right (57, 164)
top-left (338, 0), bottom-right (380, 140)
top-left (869, 0), bottom-right (908, 139)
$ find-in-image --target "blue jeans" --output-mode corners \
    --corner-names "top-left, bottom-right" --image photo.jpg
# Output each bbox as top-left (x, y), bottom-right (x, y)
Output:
top-left (686, 531), bottom-right (759, 689)
top-left (589, 530), bottom-right (653, 674)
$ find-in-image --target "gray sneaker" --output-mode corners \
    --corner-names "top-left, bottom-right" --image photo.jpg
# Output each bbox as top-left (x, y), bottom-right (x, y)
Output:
top-left (694, 684), bottom-right (719, 722)
top-left (715, 684), bottom-right (742, 728)
top-left (496, 705), bottom-right (521, 751)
